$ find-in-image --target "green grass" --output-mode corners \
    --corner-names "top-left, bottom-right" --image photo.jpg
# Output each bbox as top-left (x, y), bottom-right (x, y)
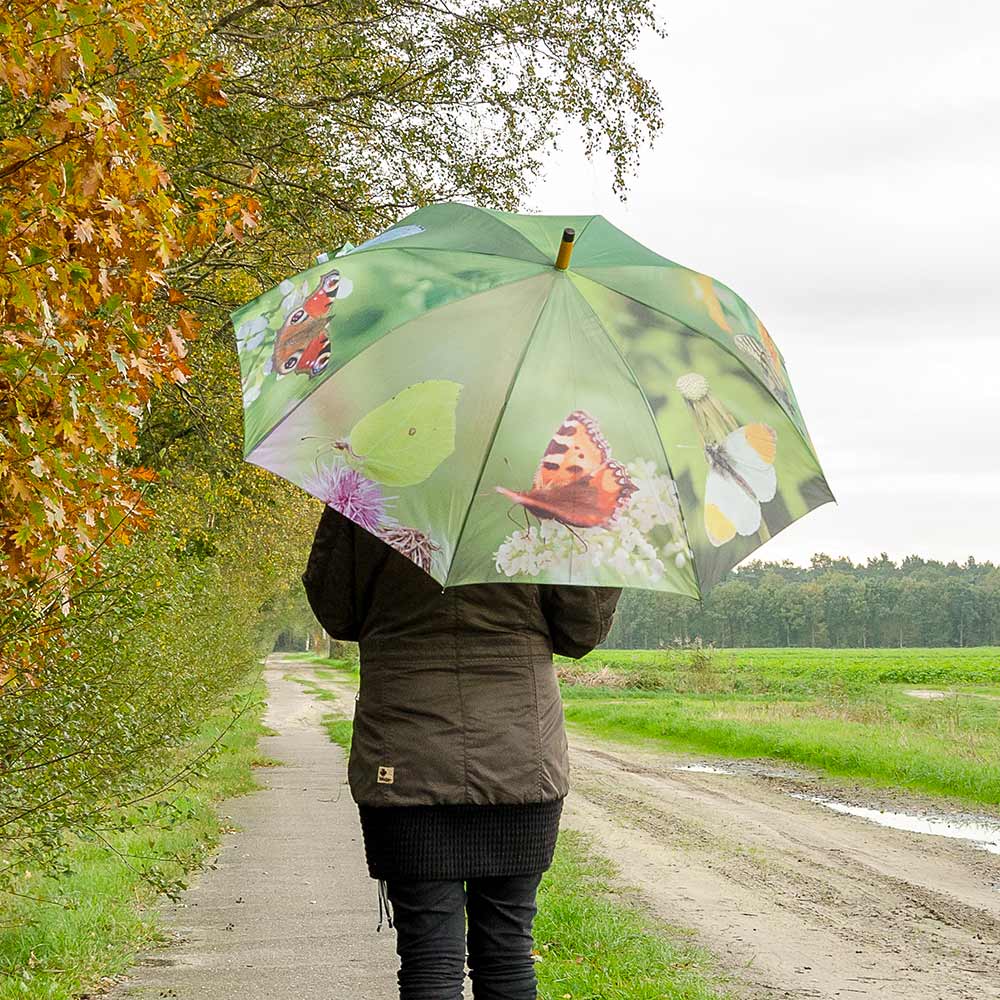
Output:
top-left (284, 667), bottom-right (355, 752)
top-left (561, 647), bottom-right (1000, 807)
top-left (323, 718), bottom-right (354, 752)
top-left (0, 674), bottom-right (272, 1000)
top-left (560, 646), bottom-right (1000, 696)
top-left (535, 829), bottom-right (730, 999)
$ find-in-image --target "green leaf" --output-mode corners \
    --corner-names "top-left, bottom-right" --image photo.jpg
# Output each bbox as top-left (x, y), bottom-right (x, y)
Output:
top-left (345, 380), bottom-right (461, 487)
top-left (144, 106), bottom-right (169, 139)
top-left (10, 274), bottom-right (34, 311)
top-left (79, 35), bottom-right (96, 72)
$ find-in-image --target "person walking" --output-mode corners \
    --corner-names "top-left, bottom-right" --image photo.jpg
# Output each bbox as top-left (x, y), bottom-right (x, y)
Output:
top-left (301, 504), bottom-right (621, 1000)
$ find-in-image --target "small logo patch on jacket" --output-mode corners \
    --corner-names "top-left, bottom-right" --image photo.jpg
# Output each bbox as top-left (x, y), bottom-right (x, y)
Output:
top-left (377, 765), bottom-right (394, 784)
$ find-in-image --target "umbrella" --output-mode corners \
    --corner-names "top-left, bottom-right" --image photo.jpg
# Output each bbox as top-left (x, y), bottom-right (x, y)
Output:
top-left (231, 203), bottom-right (834, 597)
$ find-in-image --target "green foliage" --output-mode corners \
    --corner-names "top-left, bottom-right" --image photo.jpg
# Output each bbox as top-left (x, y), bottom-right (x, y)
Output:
top-left (535, 829), bottom-right (731, 1000)
top-left (323, 718), bottom-right (354, 754)
top-left (0, 675), bottom-right (269, 1000)
top-left (0, 475), bottom-right (314, 898)
top-left (606, 555), bottom-right (1000, 649)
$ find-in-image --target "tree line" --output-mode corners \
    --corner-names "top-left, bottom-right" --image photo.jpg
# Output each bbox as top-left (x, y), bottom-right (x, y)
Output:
top-left (605, 553), bottom-right (1000, 649)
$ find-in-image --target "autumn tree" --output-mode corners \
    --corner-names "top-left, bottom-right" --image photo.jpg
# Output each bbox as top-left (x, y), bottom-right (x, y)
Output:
top-left (0, 1), bottom-right (259, 681)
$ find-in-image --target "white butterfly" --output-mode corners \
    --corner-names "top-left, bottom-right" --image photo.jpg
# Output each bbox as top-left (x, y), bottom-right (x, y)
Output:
top-left (703, 424), bottom-right (778, 546)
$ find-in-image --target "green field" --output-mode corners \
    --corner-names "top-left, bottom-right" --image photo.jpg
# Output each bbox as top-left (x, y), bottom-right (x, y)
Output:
top-left (559, 647), bottom-right (1000, 806)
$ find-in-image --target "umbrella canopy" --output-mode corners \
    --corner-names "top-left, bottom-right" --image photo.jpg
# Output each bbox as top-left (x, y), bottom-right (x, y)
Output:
top-left (231, 203), bottom-right (834, 597)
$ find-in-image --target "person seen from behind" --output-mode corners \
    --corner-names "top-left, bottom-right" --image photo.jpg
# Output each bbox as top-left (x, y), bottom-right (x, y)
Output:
top-left (301, 504), bottom-right (621, 1000)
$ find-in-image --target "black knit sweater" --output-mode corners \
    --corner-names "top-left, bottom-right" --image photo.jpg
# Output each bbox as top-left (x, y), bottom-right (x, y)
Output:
top-left (357, 799), bottom-right (564, 880)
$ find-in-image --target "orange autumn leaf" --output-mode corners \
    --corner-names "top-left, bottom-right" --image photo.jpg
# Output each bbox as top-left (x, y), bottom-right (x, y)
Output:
top-left (0, 0), bottom-right (259, 680)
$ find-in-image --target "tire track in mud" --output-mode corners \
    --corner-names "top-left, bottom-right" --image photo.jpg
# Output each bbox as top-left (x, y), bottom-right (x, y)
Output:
top-left (564, 735), bottom-right (1000, 1000)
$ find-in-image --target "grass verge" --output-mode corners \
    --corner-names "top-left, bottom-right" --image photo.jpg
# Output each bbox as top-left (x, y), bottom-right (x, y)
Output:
top-left (563, 695), bottom-right (1000, 806)
top-left (0, 672), bottom-right (273, 1000)
top-left (535, 829), bottom-right (730, 999)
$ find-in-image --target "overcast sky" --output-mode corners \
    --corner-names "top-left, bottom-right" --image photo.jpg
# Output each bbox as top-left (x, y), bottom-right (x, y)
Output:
top-left (528, 0), bottom-right (1000, 569)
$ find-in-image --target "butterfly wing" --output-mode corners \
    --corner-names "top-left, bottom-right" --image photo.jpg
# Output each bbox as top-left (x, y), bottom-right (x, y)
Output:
top-left (723, 423), bottom-right (777, 502)
top-left (498, 411), bottom-right (636, 528)
top-left (735, 334), bottom-right (790, 407)
top-left (498, 462), bottom-right (635, 529)
top-left (533, 410), bottom-right (609, 490)
top-left (703, 423), bottom-right (778, 546)
top-left (302, 270), bottom-right (341, 317)
top-left (704, 466), bottom-right (760, 545)
top-left (346, 380), bottom-right (461, 486)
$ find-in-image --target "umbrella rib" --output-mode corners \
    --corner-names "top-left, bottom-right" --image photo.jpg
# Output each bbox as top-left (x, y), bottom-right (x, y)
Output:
top-left (340, 243), bottom-right (549, 266)
top-left (573, 269), bottom-right (827, 481)
top-left (465, 202), bottom-right (587, 264)
top-left (566, 280), bottom-right (704, 601)
top-left (443, 277), bottom-right (556, 588)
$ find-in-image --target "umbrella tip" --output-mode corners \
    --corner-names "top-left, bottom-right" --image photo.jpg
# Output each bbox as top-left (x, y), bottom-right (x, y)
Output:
top-left (554, 228), bottom-right (576, 271)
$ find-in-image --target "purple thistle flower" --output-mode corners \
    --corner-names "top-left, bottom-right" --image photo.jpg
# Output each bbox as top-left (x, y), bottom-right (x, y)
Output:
top-left (305, 463), bottom-right (387, 533)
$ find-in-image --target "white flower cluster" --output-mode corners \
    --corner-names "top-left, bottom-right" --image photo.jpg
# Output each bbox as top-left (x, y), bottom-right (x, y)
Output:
top-left (235, 314), bottom-right (271, 406)
top-left (494, 460), bottom-right (692, 582)
top-left (235, 314), bottom-right (269, 356)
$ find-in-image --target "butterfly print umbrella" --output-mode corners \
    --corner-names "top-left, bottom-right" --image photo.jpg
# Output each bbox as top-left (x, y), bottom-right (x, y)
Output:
top-left (231, 203), bottom-right (834, 596)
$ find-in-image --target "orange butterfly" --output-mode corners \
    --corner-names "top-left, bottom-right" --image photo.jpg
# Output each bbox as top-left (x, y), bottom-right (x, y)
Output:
top-left (496, 411), bottom-right (636, 528)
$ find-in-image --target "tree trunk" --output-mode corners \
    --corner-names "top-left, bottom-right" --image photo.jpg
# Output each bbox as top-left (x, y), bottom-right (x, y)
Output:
top-left (309, 625), bottom-right (329, 658)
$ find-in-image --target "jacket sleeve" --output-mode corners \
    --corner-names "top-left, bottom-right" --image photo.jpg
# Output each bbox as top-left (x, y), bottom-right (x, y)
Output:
top-left (537, 585), bottom-right (622, 659)
top-left (300, 505), bottom-right (360, 641)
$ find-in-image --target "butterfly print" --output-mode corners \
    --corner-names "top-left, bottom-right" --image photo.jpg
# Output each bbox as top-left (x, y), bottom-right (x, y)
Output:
top-left (703, 423), bottom-right (777, 546)
top-left (692, 274), bottom-right (733, 333)
top-left (496, 411), bottom-right (637, 529)
top-left (270, 270), bottom-right (342, 379)
top-left (734, 334), bottom-right (791, 409)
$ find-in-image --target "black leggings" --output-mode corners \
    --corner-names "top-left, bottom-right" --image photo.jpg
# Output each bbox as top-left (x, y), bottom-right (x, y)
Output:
top-left (384, 873), bottom-right (543, 1000)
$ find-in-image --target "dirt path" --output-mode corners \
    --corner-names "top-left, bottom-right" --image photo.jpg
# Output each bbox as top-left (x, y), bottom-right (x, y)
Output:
top-left (564, 732), bottom-right (1000, 1000)
top-left (308, 667), bottom-right (1000, 1000)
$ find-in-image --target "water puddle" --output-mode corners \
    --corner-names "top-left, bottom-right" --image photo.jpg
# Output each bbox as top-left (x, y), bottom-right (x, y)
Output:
top-left (792, 794), bottom-right (1000, 854)
top-left (906, 688), bottom-right (1000, 702)
top-left (672, 763), bottom-right (737, 775)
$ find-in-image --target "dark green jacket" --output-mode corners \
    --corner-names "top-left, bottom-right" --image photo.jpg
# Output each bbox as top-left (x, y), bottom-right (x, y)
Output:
top-left (301, 506), bottom-right (621, 808)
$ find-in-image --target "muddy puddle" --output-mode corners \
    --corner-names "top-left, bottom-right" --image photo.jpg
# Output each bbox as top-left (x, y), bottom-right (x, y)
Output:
top-left (906, 688), bottom-right (1000, 701)
top-left (672, 763), bottom-right (737, 775)
top-left (792, 793), bottom-right (1000, 854)
top-left (668, 757), bottom-right (808, 780)
top-left (665, 749), bottom-right (1000, 857)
